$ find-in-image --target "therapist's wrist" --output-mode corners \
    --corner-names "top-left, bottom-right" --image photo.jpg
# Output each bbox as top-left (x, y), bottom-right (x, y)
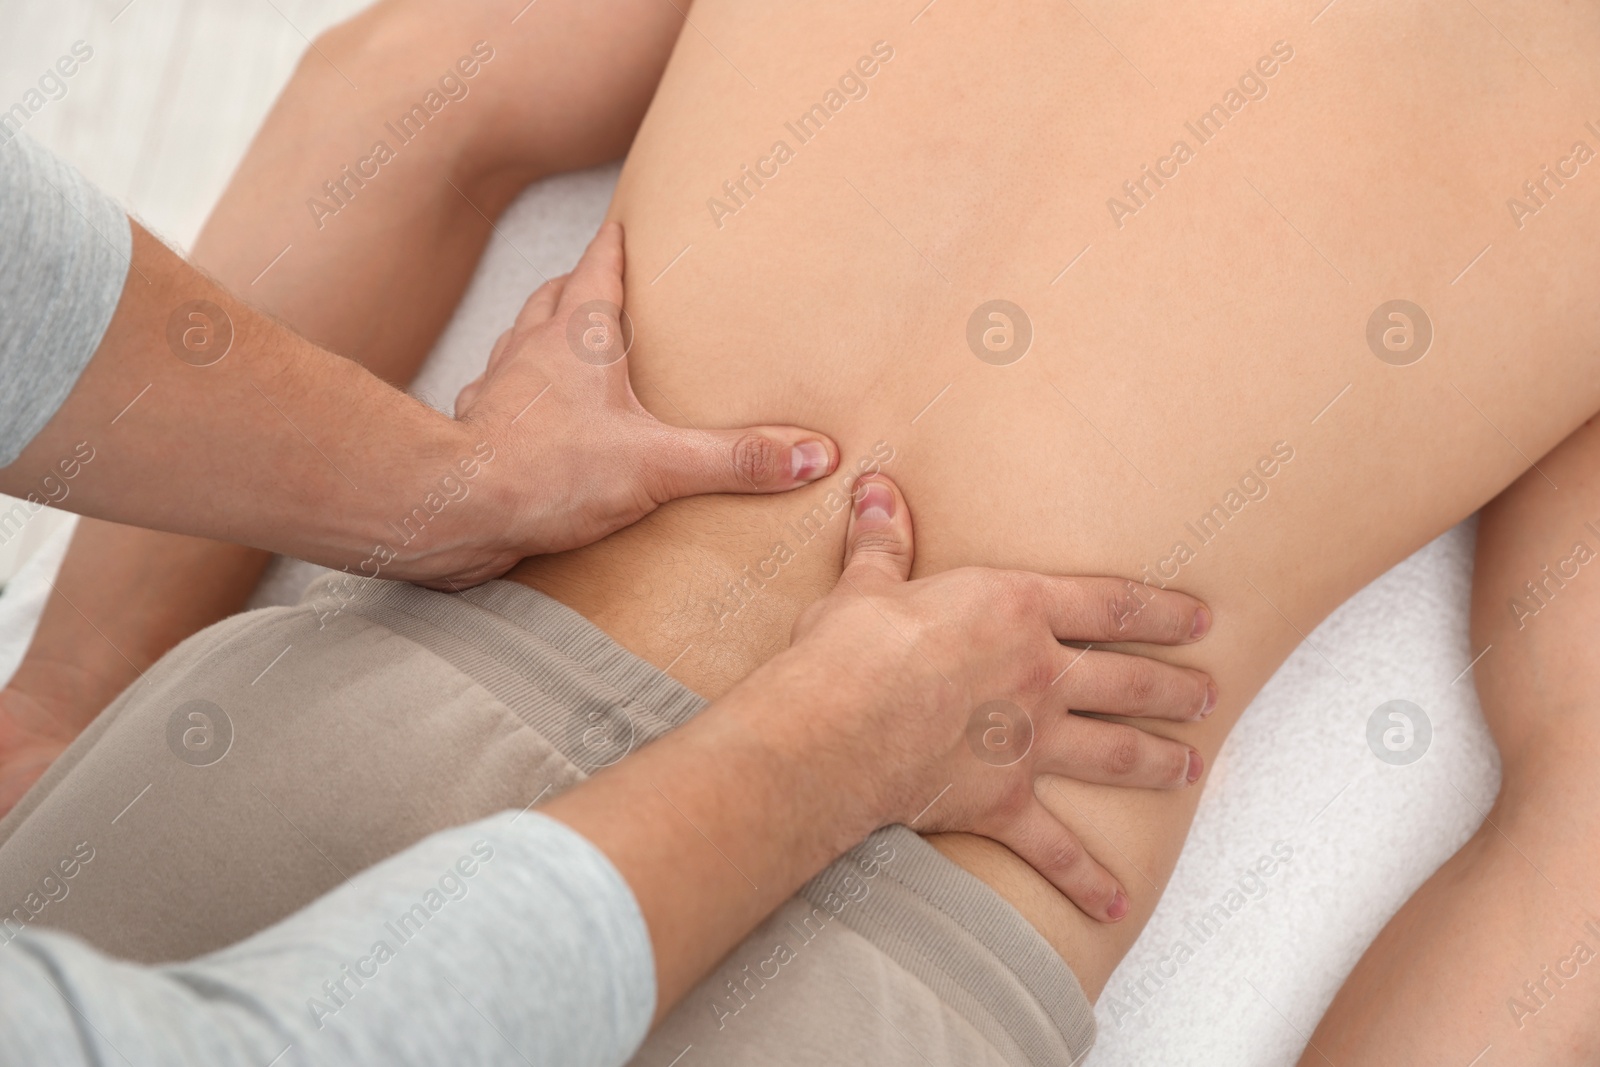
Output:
top-left (333, 410), bottom-right (525, 587)
top-left (713, 649), bottom-right (901, 848)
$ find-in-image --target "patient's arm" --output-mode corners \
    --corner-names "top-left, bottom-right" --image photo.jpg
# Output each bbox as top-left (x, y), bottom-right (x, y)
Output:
top-left (1302, 416), bottom-right (1600, 1065)
top-left (0, 0), bottom-right (688, 807)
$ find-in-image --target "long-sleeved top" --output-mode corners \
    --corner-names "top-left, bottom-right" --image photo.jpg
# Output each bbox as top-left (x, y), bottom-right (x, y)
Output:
top-left (0, 133), bottom-right (660, 1067)
top-left (0, 811), bottom-right (656, 1066)
top-left (0, 131), bottom-right (130, 466)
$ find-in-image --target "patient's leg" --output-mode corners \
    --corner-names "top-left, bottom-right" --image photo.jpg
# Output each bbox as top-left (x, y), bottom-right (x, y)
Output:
top-left (1302, 417), bottom-right (1600, 1065)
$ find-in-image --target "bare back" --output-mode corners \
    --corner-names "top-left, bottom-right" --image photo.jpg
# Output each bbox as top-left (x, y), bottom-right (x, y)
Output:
top-left (512, 0), bottom-right (1600, 993)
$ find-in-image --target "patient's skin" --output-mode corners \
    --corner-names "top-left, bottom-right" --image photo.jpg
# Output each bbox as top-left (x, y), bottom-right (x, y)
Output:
top-left (10, 0), bottom-right (1600, 1055)
top-left (508, 0), bottom-right (1600, 996)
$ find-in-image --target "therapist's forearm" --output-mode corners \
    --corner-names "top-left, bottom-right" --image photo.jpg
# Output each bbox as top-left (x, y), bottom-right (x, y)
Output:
top-left (543, 653), bottom-right (883, 1024)
top-left (1, 813), bottom-right (657, 1067)
top-left (30, 0), bottom-right (698, 568)
top-left (2, 225), bottom-right (496, 576)
top-left (0, 0), bottom-right (690, 760)
top-left (0, 0), bottom-right (740, 591)
top-left (0, 2), bottom-right (549, 735)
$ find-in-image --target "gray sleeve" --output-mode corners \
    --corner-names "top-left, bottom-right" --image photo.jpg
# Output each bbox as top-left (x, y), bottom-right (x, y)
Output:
top-left (0, 812), bottom-right (657, 1067)
top-left (0, 132), bottom-right (131, 466)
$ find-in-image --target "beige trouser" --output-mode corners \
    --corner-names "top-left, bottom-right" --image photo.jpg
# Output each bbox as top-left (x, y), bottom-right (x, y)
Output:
top-left (0, 575), bottom-right (1096, 1065)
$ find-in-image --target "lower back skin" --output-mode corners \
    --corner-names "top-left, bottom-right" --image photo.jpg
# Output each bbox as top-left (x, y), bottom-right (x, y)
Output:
top-left (510, 0), bottom-right (1600, 995)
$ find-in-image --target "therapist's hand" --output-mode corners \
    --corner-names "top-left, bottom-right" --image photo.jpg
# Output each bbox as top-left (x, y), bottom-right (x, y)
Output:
top-left (434, 222), bottom-right (836, 587)
top-left (777, 474), bottom-right (1213, 921)
top-left (3, 221), bottom-right (836, 593)
top-left (545, 473), bottom-right (1216, 1019)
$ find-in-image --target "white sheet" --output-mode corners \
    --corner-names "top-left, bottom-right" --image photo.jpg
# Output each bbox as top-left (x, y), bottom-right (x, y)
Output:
top-left (1090, 518), bottom-right (1496, 1065)
top-left (0, 163), bottom-right (1498, 1066)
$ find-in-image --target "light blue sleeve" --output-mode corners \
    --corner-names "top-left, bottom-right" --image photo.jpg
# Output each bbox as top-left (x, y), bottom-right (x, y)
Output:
top-left (0, 132), bottom-right (131, 466)
top-left (0, 812), bottom-right (656, 1067)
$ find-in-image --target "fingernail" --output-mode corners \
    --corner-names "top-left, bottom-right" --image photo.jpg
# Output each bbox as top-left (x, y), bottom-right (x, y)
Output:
top-left (1190, 607), bottom-right (1211, 640)
top-left (789, 440), bottom-right (830, 481)
top-left (854, 480), bottom-right (894, 523)
top-left (1196, 682), bottom-right (1218, 720)
top-left (1107, 891), bottom-right (1128, 921)
top-left (1186, 750), bottom-right (1204, 783)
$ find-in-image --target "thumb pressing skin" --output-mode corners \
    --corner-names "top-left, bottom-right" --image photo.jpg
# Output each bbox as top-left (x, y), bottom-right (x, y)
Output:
top-left (838, 475), bottom-right (915, 589)
top-left (645, 424), bottom-right (839, 499)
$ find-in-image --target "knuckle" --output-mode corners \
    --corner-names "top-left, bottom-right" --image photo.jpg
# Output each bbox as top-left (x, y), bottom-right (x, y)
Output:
top-left (1104, 728), bottom-right (1142, 777)
top-left (1125, 664), bottom-right (1159, 705)
top-left (1021, 655), bottom-right (1058, 695)
top-left (1112, 582), bottom-right (1144, 632)
top-left (990, 785), bottom-right (1033, 822)
top-left (1085, 877), bottom-right (1117, 911)
top-left (1001, 574), bottom-right (1044, 625)
top-left (1171, 600), bottom-right (1195, 643)
top-left (731, 433), bottom-right (782, 485)
top-left (1011, 571), bottom-right (1045, 605)
top-left (1038, 834), bottom-right (1082, 874)
top-left (849, 527), bottom-right (906, 561)
top-left (1101, 588), bottom-right (1131, 635)
top-left (956, 569), bottom-right (1007, 613)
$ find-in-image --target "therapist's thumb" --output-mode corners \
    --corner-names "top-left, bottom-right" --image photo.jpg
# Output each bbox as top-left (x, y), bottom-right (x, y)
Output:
top-left (645, 425), bottom-right (839, 498)
top-left (837, 475), bottom-right (914, 589)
